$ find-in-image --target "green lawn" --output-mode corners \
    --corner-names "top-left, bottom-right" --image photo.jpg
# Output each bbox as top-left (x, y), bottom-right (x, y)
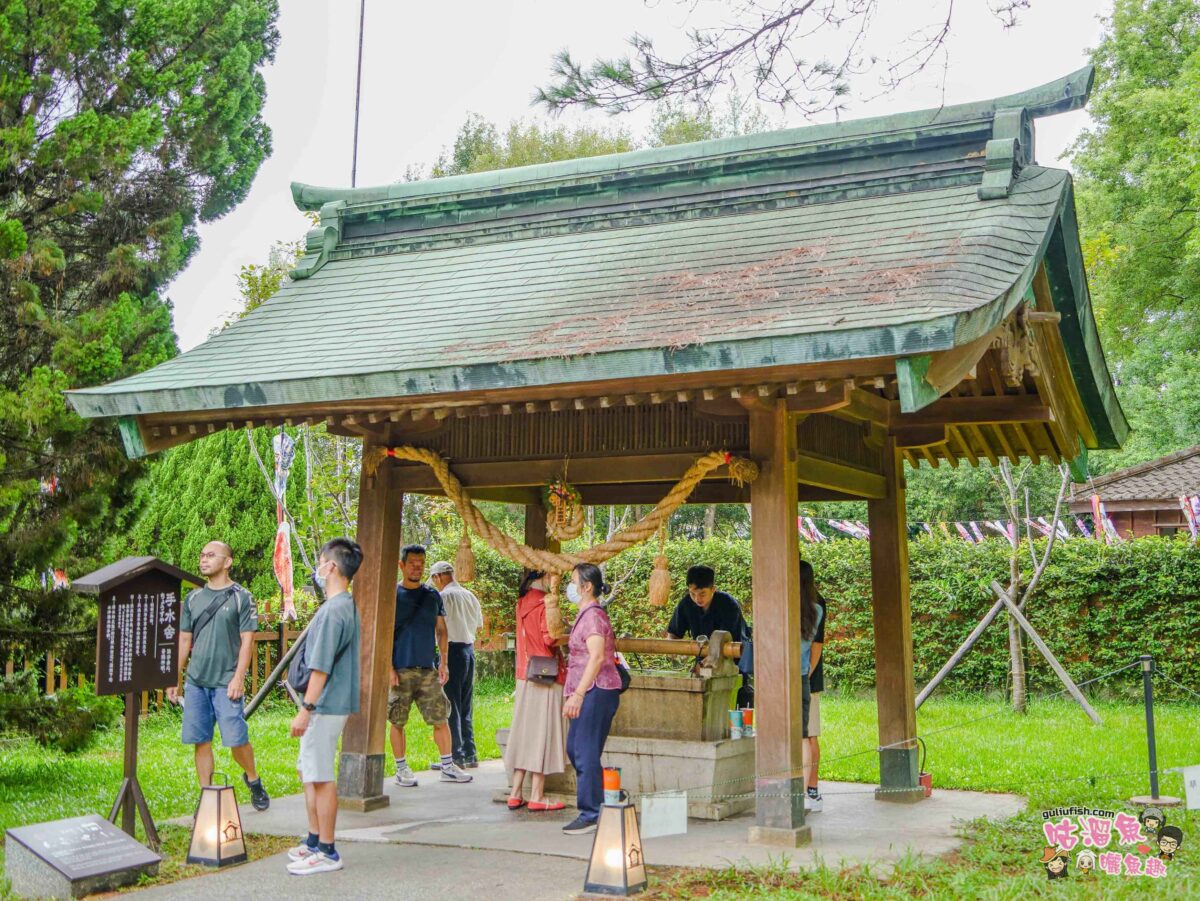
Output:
top-left (2, 684), bottom-right (1197, 899)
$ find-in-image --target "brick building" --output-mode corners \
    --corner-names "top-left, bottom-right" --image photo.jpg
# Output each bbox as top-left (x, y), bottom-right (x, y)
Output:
top-left (1071, 446), bottom-right (1200, 538)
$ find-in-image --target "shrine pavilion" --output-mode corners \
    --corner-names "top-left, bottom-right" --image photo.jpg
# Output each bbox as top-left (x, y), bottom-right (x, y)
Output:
top-left (68, 66), bottom-right (1126, 846)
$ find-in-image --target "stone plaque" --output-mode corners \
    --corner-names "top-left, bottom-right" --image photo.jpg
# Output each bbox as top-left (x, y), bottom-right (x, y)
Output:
top-left (5, 814), bottom-right (160, 898)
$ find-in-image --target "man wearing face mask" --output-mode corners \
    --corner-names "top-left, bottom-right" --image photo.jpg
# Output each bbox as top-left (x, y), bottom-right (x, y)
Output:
top-left (665, 565), bottom-right (753, 707)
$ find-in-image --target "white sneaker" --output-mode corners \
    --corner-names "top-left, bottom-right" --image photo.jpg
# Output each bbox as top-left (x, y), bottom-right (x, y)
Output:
top-left (804, 792), bottom-right (823, 813)
top-left (287, 842), bottom-right (318, 862)
top-left (287, 850), bottom-right (344, 875)
top-left (395, 765), bottom-right (418, 788)
top-left (439, 761), bottom-right (473, 783)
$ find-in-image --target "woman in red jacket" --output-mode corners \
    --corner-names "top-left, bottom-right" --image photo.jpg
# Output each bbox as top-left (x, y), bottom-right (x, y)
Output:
top-left (505, 571), bottom-right (567, 811)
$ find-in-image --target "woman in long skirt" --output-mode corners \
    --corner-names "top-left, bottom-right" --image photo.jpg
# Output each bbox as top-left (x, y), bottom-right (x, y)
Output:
top-left (505, 571), bottom-right (567, 811)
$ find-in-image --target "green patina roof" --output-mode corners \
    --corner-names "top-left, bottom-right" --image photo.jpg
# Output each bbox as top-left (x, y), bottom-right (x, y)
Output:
top-left (66, 67), bottom-right (1127, 451)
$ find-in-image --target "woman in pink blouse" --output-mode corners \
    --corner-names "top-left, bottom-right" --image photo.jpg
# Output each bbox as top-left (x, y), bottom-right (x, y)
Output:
top-left (560, 562), bottom-right (622, 835)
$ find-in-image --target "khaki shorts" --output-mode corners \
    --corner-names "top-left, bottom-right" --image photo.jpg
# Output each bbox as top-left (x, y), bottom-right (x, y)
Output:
top-left (388, 668), bottom-right (450, 727)
top-left (808, 692), bottom-right (822, 737)
top-left (298, 713), bottom-right (347, 784)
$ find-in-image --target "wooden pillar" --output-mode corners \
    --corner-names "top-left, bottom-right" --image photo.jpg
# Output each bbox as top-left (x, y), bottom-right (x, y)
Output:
top-left (866, 438), bottom-right (922, 801)
top-left (747, 399), bottom-right (810, 846)
top-left (338, 437), bottom-right (404, 811)
top-left (524, 503), bottom-right (560, 557)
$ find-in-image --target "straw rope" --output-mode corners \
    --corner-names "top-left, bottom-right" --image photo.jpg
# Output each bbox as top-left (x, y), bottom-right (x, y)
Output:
top-left (363, 445), bottom-right (758, 574)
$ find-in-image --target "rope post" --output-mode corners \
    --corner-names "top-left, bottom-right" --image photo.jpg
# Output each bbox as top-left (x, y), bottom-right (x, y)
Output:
top-left (1131, 654), bottom-right (1182, 807)
top-left (1142, 655), bottom-right (1159, 800)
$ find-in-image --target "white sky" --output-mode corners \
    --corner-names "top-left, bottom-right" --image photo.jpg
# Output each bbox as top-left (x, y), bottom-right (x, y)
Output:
top-left (170, 0), bottom-right (1111, 350)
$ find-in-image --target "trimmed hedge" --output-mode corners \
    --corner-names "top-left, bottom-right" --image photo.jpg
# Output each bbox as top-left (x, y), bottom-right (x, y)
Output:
top-left (426, 535), bottom-right (1200, 699)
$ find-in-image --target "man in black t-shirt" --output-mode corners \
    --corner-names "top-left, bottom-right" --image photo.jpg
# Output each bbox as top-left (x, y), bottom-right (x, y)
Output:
top-left (805, 593), bottom-right (827, 811)
top-left (665, 565), bottom-right (753, 707)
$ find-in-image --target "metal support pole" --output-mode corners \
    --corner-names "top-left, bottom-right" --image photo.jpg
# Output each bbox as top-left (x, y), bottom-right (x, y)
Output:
top-left (1140, 654), bottom-right (1160, 800)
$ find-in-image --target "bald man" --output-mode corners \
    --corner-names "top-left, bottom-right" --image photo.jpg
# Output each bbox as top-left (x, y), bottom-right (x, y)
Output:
top-left (167, 540), bottom-right (270, 810)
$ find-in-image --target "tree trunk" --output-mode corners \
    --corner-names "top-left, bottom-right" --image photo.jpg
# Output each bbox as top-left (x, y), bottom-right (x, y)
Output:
top-left (703, 504), bottom-right (717, 539)
top-left (1008, 615), bottom-right (1026, 713)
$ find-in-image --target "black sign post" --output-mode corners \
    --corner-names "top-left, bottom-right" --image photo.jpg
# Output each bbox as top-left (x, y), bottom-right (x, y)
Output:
top-left (74, 556), bottom-right (200, 850)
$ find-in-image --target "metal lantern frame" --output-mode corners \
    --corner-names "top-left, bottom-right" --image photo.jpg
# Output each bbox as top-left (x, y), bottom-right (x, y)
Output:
top-left (186, 773), bottom-right (248, 868)
top-left (584, 800), bottom-right (647, 896)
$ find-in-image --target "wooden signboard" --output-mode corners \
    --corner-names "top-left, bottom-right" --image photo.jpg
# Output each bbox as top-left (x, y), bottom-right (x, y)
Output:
top-left (74, 557), bottom-right (201, 848)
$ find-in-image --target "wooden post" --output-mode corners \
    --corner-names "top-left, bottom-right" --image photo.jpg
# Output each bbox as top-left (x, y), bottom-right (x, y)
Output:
top-left (45, 652), bottom-right (54, 694)
top-left (524, 503), bottom-right (560, 556)
top-left (747, 399), bottom-right (810, 846)
top-left (867, 438), bottom-right (923, 801)
top-left (338, 437), bottom-right (404, 811)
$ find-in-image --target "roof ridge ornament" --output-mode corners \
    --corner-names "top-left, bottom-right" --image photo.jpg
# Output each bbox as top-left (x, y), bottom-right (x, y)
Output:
top-left (291, 200), bottom-right (345, 280)
top-left (978, 107), bottom-right (1033, 200)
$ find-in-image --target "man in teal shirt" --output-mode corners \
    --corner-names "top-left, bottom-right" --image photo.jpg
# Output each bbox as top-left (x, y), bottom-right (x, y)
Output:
top-left (287, 537), bottom-right (363, 876)
top-left (167, 540), bottom-right (269, 811)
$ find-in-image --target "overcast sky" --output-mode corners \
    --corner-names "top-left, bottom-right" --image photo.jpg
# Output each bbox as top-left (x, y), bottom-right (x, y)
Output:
top-left (170, 0), bottom-right (1111, 350)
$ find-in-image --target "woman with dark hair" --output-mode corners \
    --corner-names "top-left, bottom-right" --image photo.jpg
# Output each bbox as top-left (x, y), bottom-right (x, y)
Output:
top-left (504, 571), bottom-right (567, 811)
top-left (560, 562), bottom-right (622, 835)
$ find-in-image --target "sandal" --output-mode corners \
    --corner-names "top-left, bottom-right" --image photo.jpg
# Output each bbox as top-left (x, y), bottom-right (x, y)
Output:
top-left (527, 800), bottom-right (566, 811)
top-left (507, 797), bottom-right (527, 809)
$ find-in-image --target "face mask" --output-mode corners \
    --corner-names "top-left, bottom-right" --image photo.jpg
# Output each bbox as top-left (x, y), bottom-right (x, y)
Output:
top-left (566, 581), bottom-right (582, 604)
top-left (314, 564), bottom-right (328, 592)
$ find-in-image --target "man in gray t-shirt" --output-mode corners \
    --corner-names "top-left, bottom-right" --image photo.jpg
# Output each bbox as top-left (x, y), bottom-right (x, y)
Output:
top-left (287, 537), bottom-right (363, 877)
top-left (167, 540), bottom-right (269, 811)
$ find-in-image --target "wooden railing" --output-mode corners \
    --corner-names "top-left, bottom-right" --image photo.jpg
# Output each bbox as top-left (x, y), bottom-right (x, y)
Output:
top-left (6, 624), bottom-right (304, 716)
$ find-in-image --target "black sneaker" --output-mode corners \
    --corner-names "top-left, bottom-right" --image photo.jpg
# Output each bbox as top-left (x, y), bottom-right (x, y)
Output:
top-left (244, 774), bottom-right (270, 811)
top-left (464, 755), bottom-right (479, 769)
top-left (562, 815), bottom-right (597, 835)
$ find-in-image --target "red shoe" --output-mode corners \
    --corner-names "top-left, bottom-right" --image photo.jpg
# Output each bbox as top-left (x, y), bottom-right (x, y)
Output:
top-left (527, 800), bottom-right (566, 811)
top-left (507, 797), bottom-right (527, 809)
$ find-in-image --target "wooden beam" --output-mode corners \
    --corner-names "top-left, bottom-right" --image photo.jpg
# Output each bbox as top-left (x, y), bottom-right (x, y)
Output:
top-left (391, 453), bottom-right (741, 492)
top-left (895, 326), bottom-right (1005, 413)
top-left (338, 437), bottom-right (403, 811)
top-left (783, 380), bottom-right (852, 415)
top-left (748, 399), bottom-right (809, 844)
top-left (892, 425), bottom-right (946, 449)
top-left (891, 394), bottom-right (1051, 428)
top-left (867, 438), bottom-right (921, 799)
top-left (795, 453), bottom-right (887, 499)
top-left (948, 425), bottom-right (979, 467)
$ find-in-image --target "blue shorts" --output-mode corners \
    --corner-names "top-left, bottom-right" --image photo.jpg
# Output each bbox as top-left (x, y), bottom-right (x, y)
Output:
top-left (182, 681), bottom-right (250, 748)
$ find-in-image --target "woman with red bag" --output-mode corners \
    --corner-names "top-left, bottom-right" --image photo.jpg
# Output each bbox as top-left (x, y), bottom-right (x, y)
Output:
top-left (504, 570), bottom-right (568, 811)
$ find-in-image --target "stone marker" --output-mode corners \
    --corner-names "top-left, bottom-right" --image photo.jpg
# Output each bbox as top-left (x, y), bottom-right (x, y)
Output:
top-left (5, 814), bottom-right (160, 899)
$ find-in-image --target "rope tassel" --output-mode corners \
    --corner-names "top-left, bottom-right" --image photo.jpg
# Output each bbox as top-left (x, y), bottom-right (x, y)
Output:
top-left (454, 527), bottom-right (476, 583)
top-left (648, 528), bottom-right (671, 607)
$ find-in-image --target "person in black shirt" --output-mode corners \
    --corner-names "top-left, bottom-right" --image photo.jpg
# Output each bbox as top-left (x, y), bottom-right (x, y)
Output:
top-left (665, 565), bottom-right (753, 707)
top-left (805, 586), bottom-right (826, 812)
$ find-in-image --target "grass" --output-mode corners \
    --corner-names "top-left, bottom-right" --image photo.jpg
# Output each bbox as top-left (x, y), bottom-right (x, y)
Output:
top-left (0, 677), bottom-right (516, 898)
top-left (2, 681), bottom-right (1197, 898)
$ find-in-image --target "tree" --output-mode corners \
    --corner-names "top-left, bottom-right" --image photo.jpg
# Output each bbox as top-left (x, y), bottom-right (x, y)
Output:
top-left (534, 0), bottom-right (1031, 115)
top-left (0, 1), bottom-right (280, 653)
top-left (1072, 0), bottom-right (1200, 470)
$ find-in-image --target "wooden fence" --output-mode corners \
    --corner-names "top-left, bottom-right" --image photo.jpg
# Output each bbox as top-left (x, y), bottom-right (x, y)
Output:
top-left (6, 623), bottom-right (303, 716)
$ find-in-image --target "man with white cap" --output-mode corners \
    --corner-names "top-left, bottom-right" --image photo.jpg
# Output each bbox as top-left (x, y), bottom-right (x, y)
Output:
top-left (429, 561), bottom-right (484, 768)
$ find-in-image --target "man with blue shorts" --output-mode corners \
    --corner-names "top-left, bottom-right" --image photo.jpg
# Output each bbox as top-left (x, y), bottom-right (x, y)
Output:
top-left (167, 540), bottom-right (270, 810)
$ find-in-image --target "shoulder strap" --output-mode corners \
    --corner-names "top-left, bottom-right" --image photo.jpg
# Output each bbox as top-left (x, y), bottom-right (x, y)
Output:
top-left (189, 586), bottom-right (236, 641)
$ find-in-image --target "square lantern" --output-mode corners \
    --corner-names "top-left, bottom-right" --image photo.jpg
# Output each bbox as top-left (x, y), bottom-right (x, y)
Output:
top-left (584, 801), bottom-right (647, 896)
top-left (186, 777), bottom-right (247, 867)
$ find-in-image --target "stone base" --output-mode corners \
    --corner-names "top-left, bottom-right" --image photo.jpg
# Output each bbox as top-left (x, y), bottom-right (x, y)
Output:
top-left (337, 751), bottom-right (389, 811)
top-left (875, 787), bottom-right (927, 803)
top-left (338, 794), bottom-right (391, 812)
top-left (748, 824), bottom-right (812, 847)
top-left (495, 729), bottom-right (756, 821)
top-left (1129, 795), bottom-right (1183, 807)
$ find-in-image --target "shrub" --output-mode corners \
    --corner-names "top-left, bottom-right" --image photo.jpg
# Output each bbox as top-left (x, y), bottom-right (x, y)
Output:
top-left (428, 534), bottom-right (1200, 698)
top-left (0, 671), bottom-right (123, 752)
